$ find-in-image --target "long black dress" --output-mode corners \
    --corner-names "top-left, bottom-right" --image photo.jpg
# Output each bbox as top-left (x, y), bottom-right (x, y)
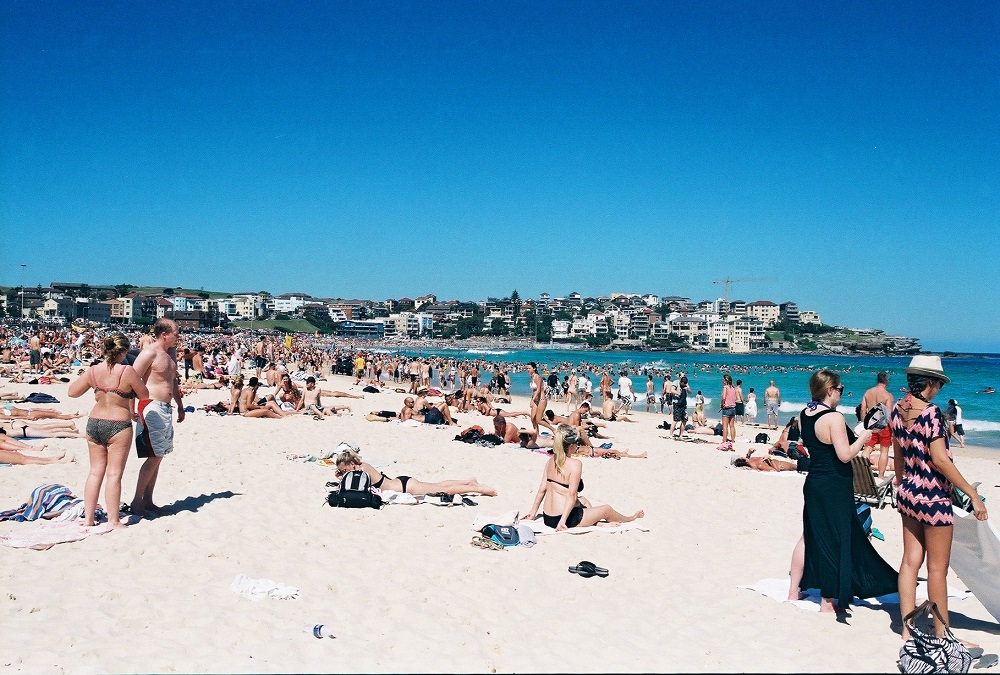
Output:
top-left (800, 408), bottom-right (898, 607)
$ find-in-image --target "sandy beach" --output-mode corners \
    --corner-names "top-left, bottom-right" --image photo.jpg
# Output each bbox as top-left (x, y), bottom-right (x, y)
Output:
top-left (2, 374), bottom-right (998, 673)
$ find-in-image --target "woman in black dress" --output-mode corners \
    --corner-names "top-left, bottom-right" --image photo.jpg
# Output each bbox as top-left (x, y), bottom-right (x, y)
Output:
top-left (788, 369), bottom-right (898, 612)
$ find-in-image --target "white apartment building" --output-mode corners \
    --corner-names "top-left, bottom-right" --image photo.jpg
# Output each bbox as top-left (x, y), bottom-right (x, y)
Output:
top-left (551, 319), bottom-right (571, 340)
top-left (746, 300), bottom-right (781, 327)
top-left (389, 312), bottom-right (434, 337)
top-left (799, 310), bottom-right (822, 325)
top-left (711, 320), bottom-right (730, 349)
top-left (273, 294), bottom-right (310, 314)
top-left (728, 317), bottom-right (766, 353)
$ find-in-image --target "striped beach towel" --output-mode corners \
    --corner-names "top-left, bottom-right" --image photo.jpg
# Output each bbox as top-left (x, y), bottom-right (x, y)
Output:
top-left (0, 484), bottom-right (82, 522)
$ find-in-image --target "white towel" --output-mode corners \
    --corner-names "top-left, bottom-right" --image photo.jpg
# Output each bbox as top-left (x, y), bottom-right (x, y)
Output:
top-left (738, 577), bottom-right (970, 613)
top-left (524, 519), bottom-right (650, 536)
top-left (230, 574), bottom-right (299, 601)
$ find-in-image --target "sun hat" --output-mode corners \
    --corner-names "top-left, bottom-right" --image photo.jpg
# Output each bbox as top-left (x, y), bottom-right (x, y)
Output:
top-left (904, 355), bottom-right (950, 384)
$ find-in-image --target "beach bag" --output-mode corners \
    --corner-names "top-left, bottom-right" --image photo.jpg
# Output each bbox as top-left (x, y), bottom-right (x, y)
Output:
top-left (898, 601), bottom-right (972, 673)
top-left (480, 524), bottom-right (520, 547)
top-left (456, 426), bottom-right (484, 444)
top-left (327, 470), bottom-right (382, 509)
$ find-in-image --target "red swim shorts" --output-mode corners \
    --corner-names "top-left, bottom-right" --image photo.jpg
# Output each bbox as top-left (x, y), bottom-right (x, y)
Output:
top-left (866, 426), bottom-right (892, 448)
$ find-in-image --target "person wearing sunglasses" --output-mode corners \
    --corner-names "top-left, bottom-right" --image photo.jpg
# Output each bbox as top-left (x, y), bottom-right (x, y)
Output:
top-left (787, 369), bottom-right (898, 612)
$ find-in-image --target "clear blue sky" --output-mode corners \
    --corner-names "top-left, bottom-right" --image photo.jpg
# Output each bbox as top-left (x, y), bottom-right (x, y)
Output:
top-left (2, 1), bottom-right (998, 351)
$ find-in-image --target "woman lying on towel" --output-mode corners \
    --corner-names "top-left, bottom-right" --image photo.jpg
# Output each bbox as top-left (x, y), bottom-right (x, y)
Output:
top-left (333, 449), bottom-right (497, 497)
top-left (1, 419), bottom-right (86, 438)
top-left (0, 434), bottom-right (73, 464)
top-left (523, 425), bottom-right (644, 531)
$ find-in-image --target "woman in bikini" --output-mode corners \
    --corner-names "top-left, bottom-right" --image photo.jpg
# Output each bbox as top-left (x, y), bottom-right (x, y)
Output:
top-left (274, 373), bottom-right (302, 411)
top-left (68, 332), bottom-right (148, 529)
top-left (523, 424), bottom-right (644, 531)
top-left (333, 449), bottom-right (497, 497)
top-left (526, 362), bottom-right (551, 436)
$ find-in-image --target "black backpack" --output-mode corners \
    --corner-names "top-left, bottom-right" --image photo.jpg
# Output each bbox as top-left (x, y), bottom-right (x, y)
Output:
top-left (327, 470), bottom-right (382, 509)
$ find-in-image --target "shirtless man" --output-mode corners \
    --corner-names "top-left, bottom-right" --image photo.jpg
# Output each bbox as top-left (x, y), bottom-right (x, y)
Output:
top-left (860, 372), bottom-right (894, 479)
top-left (301, 377), bottom-right (351, 416)
top-left (493, 414), bottom-right (536, 447)
top-left (130, 318), bottom-right (185, 518)
top-left (28, 332), bottom-right (41, 374)
top-left (764, 381), bottom-right (781, 430)
top-left (400, 394), bottom-right (456, 425)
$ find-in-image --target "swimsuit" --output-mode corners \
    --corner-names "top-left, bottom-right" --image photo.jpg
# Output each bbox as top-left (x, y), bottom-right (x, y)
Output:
top-left (87, 365), bottom-right (136, 445)
top-left (541, 477), bottom-right (585, 528)
top-left (373, 471), bottom-right (410, 493)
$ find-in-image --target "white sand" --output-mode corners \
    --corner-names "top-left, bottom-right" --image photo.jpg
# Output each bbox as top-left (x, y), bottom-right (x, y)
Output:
top-left (2, 374), bottom-right (998, 673)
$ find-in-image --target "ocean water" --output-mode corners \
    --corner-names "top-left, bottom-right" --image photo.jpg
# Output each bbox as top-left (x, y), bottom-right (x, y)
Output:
top-left (388, 347), bottom-right (1000, 451)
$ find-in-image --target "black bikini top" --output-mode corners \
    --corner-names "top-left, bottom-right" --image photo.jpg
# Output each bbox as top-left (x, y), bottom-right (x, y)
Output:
top-left (548, 477), bottom-right (584, 492)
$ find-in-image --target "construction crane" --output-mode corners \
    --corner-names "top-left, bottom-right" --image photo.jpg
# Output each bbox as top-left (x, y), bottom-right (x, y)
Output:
top-left (712, 277), bottom-right (774, 311)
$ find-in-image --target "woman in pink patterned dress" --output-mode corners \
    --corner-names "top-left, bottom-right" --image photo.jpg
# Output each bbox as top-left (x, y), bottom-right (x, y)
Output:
top-left (892, 355), bottom-right (987, 640)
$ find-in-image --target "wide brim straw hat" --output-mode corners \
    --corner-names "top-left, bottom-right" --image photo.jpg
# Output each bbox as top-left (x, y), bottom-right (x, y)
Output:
top-left (904, 355), bottom-right (951, 384)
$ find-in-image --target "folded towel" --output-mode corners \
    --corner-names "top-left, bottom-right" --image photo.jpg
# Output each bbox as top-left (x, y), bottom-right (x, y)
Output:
top-left (471, 510), bottom-right (520, 530)
top-left (230, 574), bottom-right (299, 601)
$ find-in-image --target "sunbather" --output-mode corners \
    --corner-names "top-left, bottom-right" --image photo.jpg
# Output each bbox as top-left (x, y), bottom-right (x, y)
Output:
top-left (1, 405), bottom-right (82, 420)
top-left (334, 449), bottom-right (497, 496)
top-left (0, 447), bottom-right (73, 465)
top-left (732, 449), bottom-right (807, 472)
top-left (1, 419), bottom-right (86, 438)
top-left (523, 424), bottom-right (644, 531)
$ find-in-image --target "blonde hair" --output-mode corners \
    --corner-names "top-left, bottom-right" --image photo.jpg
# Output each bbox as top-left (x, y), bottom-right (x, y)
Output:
top-left (809, 369), bottom-right (841, 401)
top-left (552, 424), bottom-right (581, 474)
top-left (335, 449), bottom-right (362, 467)
top-left (102, 333), bottom-right (130, 368)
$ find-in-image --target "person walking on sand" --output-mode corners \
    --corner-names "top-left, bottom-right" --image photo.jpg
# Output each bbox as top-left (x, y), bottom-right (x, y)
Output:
top-left (68, 332), bottom-right (148, 529)
top-left (764, 380), bottom-right (781, 430)
top-left (130, 319), bottom-right (185, 518)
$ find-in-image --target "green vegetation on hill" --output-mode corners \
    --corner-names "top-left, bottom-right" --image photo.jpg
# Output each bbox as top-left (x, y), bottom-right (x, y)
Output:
top-left (130, 286), bottom-right (232, 299)
top-left (230, 318), bottom-right (319, 333)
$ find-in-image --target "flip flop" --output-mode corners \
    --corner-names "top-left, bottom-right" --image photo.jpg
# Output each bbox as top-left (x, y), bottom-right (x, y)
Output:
top-left (568, 564), bottom-right (596, 578)
top-left (975, 654), bottom-right (998, 669)
top-left (461, 497), bottom-right (478, 507)
top-left (470, 536), bottom-right (504, 551)
top-left (577, 560), bottom-right (609, 577)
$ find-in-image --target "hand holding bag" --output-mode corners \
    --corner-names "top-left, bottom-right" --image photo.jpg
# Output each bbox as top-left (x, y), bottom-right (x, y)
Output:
top-left (898, 600), bottom-right (972, 673)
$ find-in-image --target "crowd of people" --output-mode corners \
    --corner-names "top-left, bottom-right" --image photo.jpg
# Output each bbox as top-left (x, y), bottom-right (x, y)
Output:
top-left (1, 321), bottom-right (993, 650)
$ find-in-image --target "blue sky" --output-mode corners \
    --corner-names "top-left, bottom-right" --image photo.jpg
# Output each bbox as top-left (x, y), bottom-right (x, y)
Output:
top-left (2, 1), bottom-right (998, 351)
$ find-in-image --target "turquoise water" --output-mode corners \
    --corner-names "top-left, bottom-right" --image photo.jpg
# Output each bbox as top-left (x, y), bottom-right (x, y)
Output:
top-left (384, 346), bottom-right (1000, 450)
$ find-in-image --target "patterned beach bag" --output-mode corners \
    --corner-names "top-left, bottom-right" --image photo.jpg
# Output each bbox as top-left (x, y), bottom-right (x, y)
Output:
top-left (898, 601), bottom-right (972, 673)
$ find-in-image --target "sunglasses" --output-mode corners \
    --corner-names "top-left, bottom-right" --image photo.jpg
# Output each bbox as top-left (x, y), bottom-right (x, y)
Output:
top-left (833, 385), bottom-right (845, 394)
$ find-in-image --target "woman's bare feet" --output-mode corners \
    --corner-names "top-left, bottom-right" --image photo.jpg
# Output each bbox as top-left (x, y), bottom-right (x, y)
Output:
top-left (624, 509), bottom-right (644, 522)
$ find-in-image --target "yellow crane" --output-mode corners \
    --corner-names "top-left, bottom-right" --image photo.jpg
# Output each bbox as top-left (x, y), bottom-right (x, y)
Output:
top-left (712, 277), bottom-right (774, 311)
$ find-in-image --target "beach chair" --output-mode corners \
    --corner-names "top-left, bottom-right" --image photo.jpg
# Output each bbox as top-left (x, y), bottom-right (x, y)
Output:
top-left (952, 482), bottom-right (983, 514)
top-left (851, 455), bottom-right (895, 509)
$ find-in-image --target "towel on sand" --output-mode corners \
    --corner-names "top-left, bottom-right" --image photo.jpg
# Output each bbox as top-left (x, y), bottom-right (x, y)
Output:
top-left (739, 577), bottom-right (970, 613)
top-left (0, 484), bottom-right (81, 522)
top-left (470, 512), bottom-right (649, 536)
top-left (230, 574), bottom-right (299, 601)
top-left (0, 521), bottom-right (112, 550)
top-left (380, 490), bottom-right (471, 506)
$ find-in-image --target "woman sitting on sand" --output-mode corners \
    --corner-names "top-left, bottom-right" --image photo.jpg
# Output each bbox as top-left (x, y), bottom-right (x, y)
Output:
top-left (223, 375), bottom-right (244, 414)
top-left (523, 425), bottom-right (644, 531)
top-left (274, 373), bottom-right (302, 411)
top-left (239, 377), bottom-right (288, 419)
top-left (333, 449), bottom-right (497, 497)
